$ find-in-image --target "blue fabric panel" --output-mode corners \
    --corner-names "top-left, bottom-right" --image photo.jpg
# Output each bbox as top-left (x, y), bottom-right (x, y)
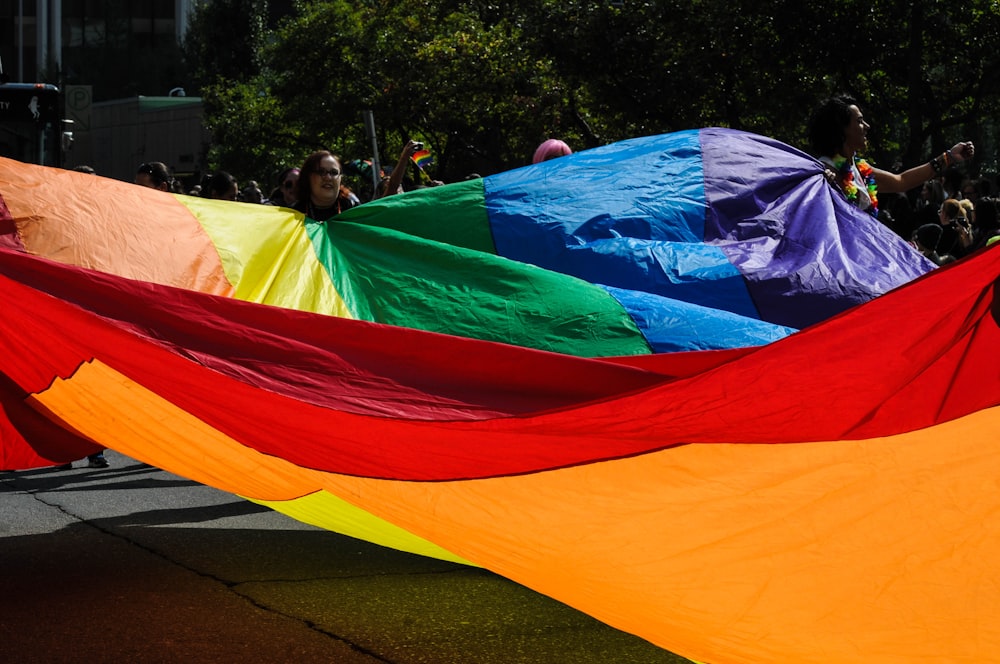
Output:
top-left (485, 131), bottom-right (761, 320)
top-left (481, 127), bottom-right (934, 349)
top-left (602, 284), bottom-right (795, 353)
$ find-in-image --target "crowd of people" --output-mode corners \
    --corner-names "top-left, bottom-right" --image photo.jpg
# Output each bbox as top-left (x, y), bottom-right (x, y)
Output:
top-left (111, 119), bottom-right (1000, 268)
top-left (71, 119), bottom-right (998, 275)
top-left (125, 120), bottom-right (1000, 266)
top-left (880, 177), bottom-right (1000, 265)
top-left (125, 137), bottom-right (573, 215)
top-left (128, 140), bottom-right (450, 213)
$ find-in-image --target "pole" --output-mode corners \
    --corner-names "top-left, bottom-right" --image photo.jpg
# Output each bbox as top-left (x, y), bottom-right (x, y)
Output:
top-left (18, 0), bottom-right (24, 80)
top-left (37, 0), bottom-right (47, 79)
top-left (362, 110), bottom-right (380, 198)
top-left (52, 0), bottom-right (62, 78)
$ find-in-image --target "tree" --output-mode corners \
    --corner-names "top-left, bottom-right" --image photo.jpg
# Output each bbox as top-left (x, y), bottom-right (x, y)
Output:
top-left (182, 0), bottom-right (270, 92)
top-left (200, 76), bottom-right (306, 188)
top-left (182, 0), bottom-right (283, 184)
top-left (769, 0), bottom-right (1000, 175)
top-left (194, 0), bottom-right (1000, 185)
top-left (259, 0), bottom-right (574, 179)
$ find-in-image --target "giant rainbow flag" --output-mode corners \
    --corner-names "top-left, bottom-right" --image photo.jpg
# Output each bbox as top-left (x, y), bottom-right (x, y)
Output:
top-left (2, 128), bottom-right (998, 663)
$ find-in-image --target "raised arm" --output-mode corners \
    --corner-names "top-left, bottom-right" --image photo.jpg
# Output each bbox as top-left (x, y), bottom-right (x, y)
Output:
top-left (875, 142), bottom-right (975, 194)
top-left (377, 139), bottom-right (422, 199)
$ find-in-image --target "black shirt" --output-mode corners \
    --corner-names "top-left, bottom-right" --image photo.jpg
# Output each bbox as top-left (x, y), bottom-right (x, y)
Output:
top-left (293, 196), bottom-right (357, 222)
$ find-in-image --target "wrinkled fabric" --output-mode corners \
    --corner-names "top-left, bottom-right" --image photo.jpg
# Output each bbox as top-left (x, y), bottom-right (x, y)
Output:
top-left (2, 129), bottom-right (992, 664)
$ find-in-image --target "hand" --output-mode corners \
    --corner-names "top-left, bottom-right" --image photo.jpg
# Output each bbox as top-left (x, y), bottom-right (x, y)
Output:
top-left (950, 141), bottom-right (975, 162)
top-left (403, 139), bottom-right (422, 158)
top-left (394, 140), bottom-right (421, 165)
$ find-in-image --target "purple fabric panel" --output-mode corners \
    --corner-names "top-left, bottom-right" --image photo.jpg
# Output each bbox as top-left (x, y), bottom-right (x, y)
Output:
top-left (700, 128), bottom-right (933, 329)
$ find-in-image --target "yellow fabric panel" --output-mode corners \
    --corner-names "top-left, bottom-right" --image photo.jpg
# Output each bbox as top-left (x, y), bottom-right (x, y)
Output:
top-left (0, 161), bottom-right (233, 295)
top-left (248, 492), bottom-right (473, 566)
top-left (313, 407), bottom-right (1000, 664)
top-left (182, 197), bottom-right (352, 317)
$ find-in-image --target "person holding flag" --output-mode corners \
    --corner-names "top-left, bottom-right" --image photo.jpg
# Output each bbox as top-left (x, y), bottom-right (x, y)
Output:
top-left (378, 139), bottom-right (433, 198)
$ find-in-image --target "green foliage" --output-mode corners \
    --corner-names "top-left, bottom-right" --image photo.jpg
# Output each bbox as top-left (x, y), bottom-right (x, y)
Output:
top-left (259, 0), bottom-right (575, 178)
top-left (363, 3), bottom-right (570, 174)
top-left (200, 76), bottom-right (305, 188)
top-left (188, 0), bottom-right (1000, 187)
top-left (265, 0), bottom-right (370, 156)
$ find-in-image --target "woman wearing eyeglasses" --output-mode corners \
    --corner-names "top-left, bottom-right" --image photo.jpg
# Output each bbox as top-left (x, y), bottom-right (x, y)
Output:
top-left (292, 151), bottom-right (359, 221)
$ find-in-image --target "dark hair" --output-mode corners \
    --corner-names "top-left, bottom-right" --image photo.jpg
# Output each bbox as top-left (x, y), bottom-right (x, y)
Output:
top-left (922, 179), bottom-right (946, 206)
top-left (203, 171), bottom-right (237, 199)
top-left (242, 182), bottom-right (263, 203)
top-left (914, 223), bottom-right (942, 252)
top-left (276, 167), bottom-right (299, 188)
top-left (136, 161), bottom-right (171, 186)
top-left (975, 196), bottom-right (999, 232)
top-left (295, 150), bottom-right (342, 206)
top-left (807, 95), bottom-right (858, 157)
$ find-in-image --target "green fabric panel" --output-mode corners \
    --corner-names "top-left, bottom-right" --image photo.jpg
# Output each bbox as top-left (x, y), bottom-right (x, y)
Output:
top-left (306, 221), bottom-right (651, 358)
top-left (336, 179), bottom-right (497, 254)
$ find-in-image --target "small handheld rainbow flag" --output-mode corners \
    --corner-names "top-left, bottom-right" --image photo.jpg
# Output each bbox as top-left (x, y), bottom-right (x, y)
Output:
top-left (411, 149), bottom-right (434, 170)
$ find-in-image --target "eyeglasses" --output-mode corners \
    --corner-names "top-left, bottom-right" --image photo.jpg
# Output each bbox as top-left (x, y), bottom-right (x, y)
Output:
top-left (313, 168), bottom-right (341, 178)
top-left (283, 181), bottom-right (295, 189)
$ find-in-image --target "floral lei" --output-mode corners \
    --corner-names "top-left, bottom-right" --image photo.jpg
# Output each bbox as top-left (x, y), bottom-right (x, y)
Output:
top-left (832, 155), bottom-right (879, 217)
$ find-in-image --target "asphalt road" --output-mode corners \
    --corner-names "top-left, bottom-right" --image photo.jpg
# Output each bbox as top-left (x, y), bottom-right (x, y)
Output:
top-left (1, 450), bottom-right (688, 664)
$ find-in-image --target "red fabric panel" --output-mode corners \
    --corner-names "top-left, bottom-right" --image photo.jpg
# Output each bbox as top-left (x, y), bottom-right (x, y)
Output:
top-left (0, 248), bottom-right (664, 471)
top-left (0, 248), bottom-right (665, 416)
top-left (599, 346), bottom-right (753, 377)
top-left (0, 371), bottom-right (101, 468)
top-left (0, 193), bottom-right (21, 250)
top-left (1, 243), bottom-right (998, 478)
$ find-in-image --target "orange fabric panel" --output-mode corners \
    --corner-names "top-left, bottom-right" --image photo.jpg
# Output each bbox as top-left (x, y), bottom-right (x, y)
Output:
top-left (22, 305), bottom-right (1000, 662)
top-left (315, 406), bottom-right (1000, 664)
top-left (27, 359), bottom-right (479, 564)
top-left (0, 161), bottom-right (233, 295)
top-left (28, 359), bottom-right (319, 500)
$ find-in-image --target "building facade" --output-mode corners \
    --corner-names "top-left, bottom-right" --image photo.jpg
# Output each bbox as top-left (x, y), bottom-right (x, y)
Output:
top-left (1, 0), bottom-right (206, 179)
top-left (1, 0), bottom-right (194, 93)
